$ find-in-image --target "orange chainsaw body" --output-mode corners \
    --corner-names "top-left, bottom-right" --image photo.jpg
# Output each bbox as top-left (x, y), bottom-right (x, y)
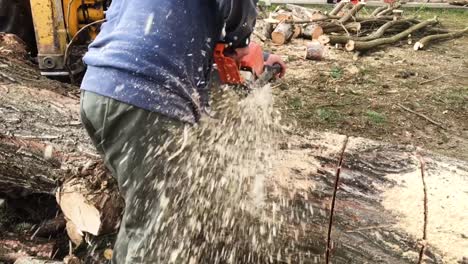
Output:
top-left (214, 42), bottom-right (265, 85)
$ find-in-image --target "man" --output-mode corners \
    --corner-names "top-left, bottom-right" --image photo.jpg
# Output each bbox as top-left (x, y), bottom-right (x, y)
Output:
top-left (80, 0), bottom-right (285, 263)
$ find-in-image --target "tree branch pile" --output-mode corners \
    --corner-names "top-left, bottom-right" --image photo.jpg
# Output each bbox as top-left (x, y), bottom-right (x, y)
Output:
top-left (261, 2), bottom-right (468, 58)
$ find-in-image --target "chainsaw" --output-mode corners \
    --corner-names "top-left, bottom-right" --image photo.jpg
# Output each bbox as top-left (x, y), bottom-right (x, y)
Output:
top-left (213, 42), bottom-right (282, 89)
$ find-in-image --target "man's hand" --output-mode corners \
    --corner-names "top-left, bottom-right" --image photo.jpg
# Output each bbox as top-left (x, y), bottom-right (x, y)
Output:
top-left (264, 54), bottom-right (286, 78)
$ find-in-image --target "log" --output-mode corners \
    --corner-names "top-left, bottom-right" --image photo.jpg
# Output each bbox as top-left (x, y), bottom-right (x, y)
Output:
top-left (271, 22), bottom-right (294, 44)
top-left (2, 33), bottom-right (468, 264)
top-left (413, 27), bottom-right (468, 50)
top-left (301, 24), bottom-right (324, 40)
top-left (322, 21), bottom-right (361, 34)
top-left (304, 40), bottom-right (324, 60)
top-left (338, 2), bottom-right (366, 24)
top-left (268, 132), bottom-right (468, 263)
top-left (329, 0), bottom-right (350, 16)
top-left (318, 35), bottom-right (331, 45)
top-left (292, 24), bottom-right (302, 38)
top-left (0, 41), bottom-right (123, 248)
top-left (345, 18), bottom-right (439, 52)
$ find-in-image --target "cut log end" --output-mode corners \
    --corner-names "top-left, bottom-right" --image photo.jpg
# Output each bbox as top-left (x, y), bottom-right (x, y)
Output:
top-left (345, 40), bottom-right (355, 52)
top-left (318, 35), bottom-right (331, 45)
top-left (272, 23), bottom-right (294, 45)
top-left (413, 42), bottom-right (424, 50)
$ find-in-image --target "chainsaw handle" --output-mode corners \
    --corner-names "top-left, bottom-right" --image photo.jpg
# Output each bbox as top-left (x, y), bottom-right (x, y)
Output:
top-left (264, 63), bottom-right (283, 77)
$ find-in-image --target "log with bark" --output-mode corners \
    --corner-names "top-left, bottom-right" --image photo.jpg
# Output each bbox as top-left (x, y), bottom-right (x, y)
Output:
top-left (271, 22), bottom-right (294, 44)
top-left (345, 18), bottom-right (439, 52)
top-left (413, 27), bottom-right (468, 50)
top-left (0, 39), bottom-right (124, 251)
top-left (2, 32), bottom-right (468, 264)
top-left (285, 4), bottom-right (319, 21)
top-left (301, 24), bottom-right (324, 40)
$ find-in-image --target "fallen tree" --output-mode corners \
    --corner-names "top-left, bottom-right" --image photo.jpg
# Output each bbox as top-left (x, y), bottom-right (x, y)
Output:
top-left (1, 34), bottom-right (467, 264)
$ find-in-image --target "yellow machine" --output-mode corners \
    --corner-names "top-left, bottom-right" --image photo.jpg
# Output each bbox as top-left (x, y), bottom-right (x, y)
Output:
top-left (0, 0), bottom-right (107, 76)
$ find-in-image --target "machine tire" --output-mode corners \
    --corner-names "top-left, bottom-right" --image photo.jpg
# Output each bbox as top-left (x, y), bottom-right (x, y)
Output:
top-left (0, 0), bottom-right (36, 54)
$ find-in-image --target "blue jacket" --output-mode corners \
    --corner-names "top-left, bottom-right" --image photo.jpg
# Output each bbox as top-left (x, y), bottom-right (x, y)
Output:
top-left (81, 0), bottom-right (258, 123)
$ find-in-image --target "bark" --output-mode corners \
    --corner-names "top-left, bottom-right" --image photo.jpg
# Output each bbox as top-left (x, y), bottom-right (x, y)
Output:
top-left (414, 27), bottom-right (468, 50)
top-left (338, 2), bottom-right (366, 24)
top-left (301, 24), bottom-right (324, 40)
top-left (322, 22), bottom-right (361, 34)
top-left (329, 0), bottom-right (350, 16)
top-left (271, 22), bottom-right (294, 44)
top-left (263, 22), bottom-right (275, 39)
top-left (0, 47), bottom-right (124, 246)
top-left (345, 18), bottom-right (438, 52)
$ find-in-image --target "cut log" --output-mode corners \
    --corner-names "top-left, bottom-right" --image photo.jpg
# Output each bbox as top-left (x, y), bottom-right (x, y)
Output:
top-left (0, 44), bottom-right (124, 249)
top-left (318, 35), bottom-right (331, 45)
top-left (305, 40), bottom-right (324, 60)
top-left (413, 27), bottom-right (468, 50)
top-left (292, 24), bottom-right (302, 38)
top-left (338, 2), bottom-right (366, 24)
top-left (57, 175), bottom-right (123, 244)
top-left (345, 18), bottom-right (438, 52)
top-left (329, 0), bottom-right (350, 16)
top-left (271, 22), bottom-right (294, 44)
top-left (301, 24), bottom-right (324, 40)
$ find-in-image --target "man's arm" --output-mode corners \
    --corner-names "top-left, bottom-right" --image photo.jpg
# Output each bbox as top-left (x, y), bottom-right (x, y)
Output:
top-left (219, 0), bottom-right (258, 48)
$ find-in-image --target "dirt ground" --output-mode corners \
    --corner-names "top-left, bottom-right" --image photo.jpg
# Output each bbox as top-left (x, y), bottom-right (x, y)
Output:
top-left (258, 7), bottom-right (468, 161)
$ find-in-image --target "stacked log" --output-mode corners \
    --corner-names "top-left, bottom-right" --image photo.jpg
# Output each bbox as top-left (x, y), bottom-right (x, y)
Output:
top-left (262, 2), bottom-right (468, 58)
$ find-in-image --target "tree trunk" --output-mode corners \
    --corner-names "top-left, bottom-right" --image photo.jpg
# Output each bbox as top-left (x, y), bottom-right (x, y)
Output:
top-left (0, 42), bottom-right (124, 248)
top-left (1, 34), bottom-right (467, 264)
top-left (271, 22), bottom-right (294, 44)
top-left (414, 27), bottom-right (468, 50)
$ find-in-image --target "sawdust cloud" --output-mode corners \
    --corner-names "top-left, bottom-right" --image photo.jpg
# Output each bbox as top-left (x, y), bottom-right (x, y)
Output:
top-left (122, 84), bottom-right (312, 263)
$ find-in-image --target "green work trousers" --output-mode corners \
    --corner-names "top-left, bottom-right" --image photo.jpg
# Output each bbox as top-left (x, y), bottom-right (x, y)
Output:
top-left (80, 91), bottom-right (186, 263)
